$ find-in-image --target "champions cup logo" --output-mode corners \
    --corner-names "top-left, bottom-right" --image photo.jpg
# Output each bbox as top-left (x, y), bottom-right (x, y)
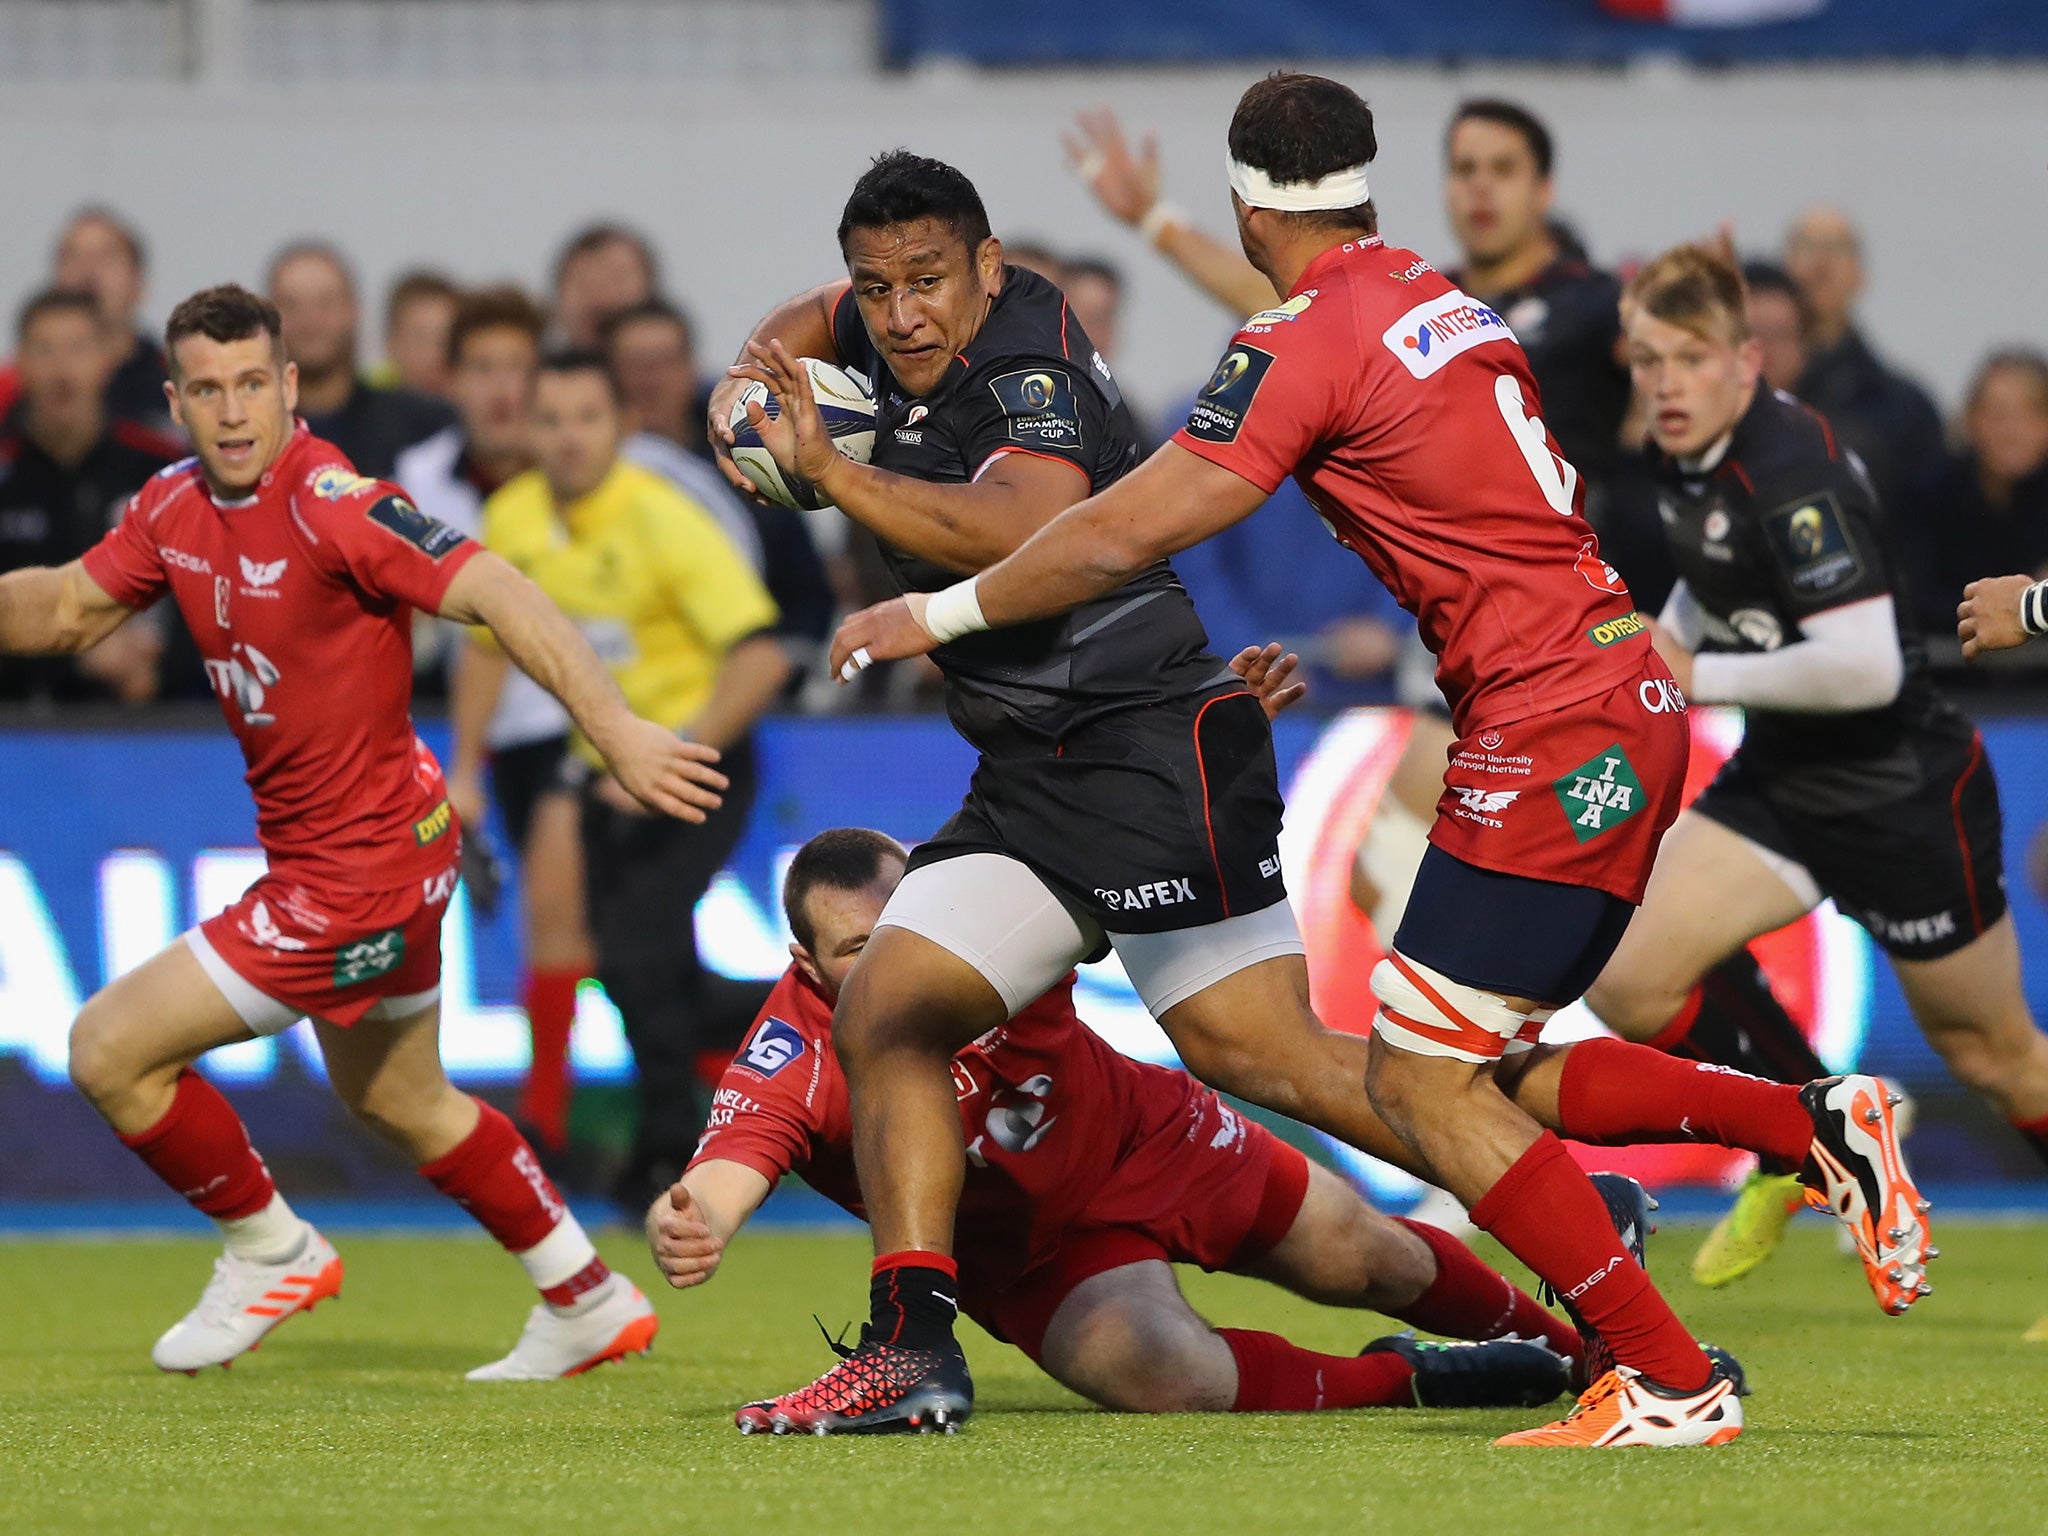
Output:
top-left (1788, 504), bottom-right (1826, 558)
top-left (1205, 352), bottom-right (1252, 396)
top-left (1019, 373), bottom-right (1059, 411)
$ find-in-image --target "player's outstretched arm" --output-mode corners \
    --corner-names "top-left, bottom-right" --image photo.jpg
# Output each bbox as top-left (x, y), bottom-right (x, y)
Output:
top-left (1959, 573), bottom-right (2041, 658)
top-left (1066, 107), bottom-right (1277, 322)
top-left (732, 339), bottom-right (1088, 572)
top-left (706, 283), bottom-right (849, 499)
top-left (0, 561), bottom-right (137, 655)
top-left (441, 551), bottom-right (730, 821)
top-left (644, 1162), bottom-right (772, 1290)
top-left (830, 442), bottom-right (1267, 678)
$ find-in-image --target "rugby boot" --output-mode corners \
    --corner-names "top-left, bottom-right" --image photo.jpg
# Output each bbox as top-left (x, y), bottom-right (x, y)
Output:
top-left (1797, 1074), bottom-right (1934, 1316)
top-left (1494, 1358), bottom-right (1745, 1448)
top-left (1362, 1331), bottom-right (1570, 1408)
top-left (736, 1326), bottom-right (972, 1436)
top-left (1692, 1171), bottom-right (1804, 1288)
top-left (466, 1276), bottom-right (659, 1380)
top-left (152, 1227), bottom-right (343, 1374)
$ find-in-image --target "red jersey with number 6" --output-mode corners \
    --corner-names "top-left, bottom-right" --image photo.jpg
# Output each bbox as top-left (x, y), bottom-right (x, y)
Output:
top-left (1172, 237), bottom-right (1648, 738)
top-left (82, 423), bottom-right (480, 891)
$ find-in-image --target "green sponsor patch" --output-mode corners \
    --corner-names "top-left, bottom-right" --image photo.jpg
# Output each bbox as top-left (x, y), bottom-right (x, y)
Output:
top-left (1553, 744), bottom-right (1644, 844)
top-left (1586, 610), bottom-right (1646, 649)
top-left (333, 927), bottom-right (406, 988)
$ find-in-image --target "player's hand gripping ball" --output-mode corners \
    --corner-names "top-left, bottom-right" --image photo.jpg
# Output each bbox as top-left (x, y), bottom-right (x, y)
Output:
top-left (725, 351), bottom-right (875, 511)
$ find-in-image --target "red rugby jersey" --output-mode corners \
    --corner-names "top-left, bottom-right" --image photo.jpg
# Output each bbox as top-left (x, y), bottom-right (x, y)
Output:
top-left (1172, 237), bottom-right (1648, 737)
top-left (83, 423), bottom-right (479, 889)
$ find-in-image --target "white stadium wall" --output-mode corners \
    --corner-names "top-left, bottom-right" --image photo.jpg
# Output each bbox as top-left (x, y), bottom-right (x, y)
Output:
top-left (0, 61), bottom-right (2038, 422)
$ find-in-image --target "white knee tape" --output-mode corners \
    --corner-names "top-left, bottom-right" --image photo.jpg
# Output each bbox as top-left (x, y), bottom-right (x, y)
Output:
top-left (1369, 951), bottom-right (1531, 1064)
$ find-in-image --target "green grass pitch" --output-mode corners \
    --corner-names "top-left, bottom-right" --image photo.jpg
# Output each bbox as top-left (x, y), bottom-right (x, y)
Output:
top-left (2, 1221), bottom-right (2044, 1535)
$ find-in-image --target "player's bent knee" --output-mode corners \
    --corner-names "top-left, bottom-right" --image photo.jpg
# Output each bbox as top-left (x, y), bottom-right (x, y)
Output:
top-left (66, 1001), bottom-right (141, 1107)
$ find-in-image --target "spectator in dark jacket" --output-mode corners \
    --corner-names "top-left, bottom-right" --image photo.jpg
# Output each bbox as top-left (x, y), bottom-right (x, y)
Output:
top-left (1901, 350), bottom-right (2048, 636)
top-left (268, 241), bottom-right (453, 477)
top-left (1784, 207), bottom-right (1945, 516)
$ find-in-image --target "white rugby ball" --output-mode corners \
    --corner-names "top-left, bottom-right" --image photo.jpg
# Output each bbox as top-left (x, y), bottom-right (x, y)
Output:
top-left (726, 358), bottom-right (876, 511)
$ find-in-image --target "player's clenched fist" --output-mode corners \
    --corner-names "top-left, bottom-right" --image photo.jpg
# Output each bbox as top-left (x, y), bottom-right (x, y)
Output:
top-left (598, 714), bottom-right (729, 822)
top-left (645, 1182), bottom-right (725, 1289)
top-left (831, 594), bottom-right (942, 681)
top-left (1958, 574), bottom-right (2037, 659)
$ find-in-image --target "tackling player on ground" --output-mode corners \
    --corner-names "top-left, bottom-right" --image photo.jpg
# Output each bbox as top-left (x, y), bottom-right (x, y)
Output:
top-left (828, 75), bottom-right (1927, 1448)
top-left (0, 285), bottom-right (725, 1379)
top-left (656, 824), bottom-right (1583, 1422)
top-left (1593, 245), bottom-right (2048, 1277)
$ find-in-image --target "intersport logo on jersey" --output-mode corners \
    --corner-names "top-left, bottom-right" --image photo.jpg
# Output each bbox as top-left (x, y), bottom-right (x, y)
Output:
top-left (1383, 291), bottom-right (1516, 379)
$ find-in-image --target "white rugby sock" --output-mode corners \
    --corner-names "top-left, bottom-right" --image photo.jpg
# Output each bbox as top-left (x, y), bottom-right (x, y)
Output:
top-left (218, 1191), bottom-right (308, 1264)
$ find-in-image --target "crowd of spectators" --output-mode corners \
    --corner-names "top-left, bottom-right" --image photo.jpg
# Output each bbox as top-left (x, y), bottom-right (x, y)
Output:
top-left (3, 123), bottom-right (2044, 714)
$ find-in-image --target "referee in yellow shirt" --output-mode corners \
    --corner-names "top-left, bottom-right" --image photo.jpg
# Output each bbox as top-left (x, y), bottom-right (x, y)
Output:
top-left (458, 350), bottom-right (789, 1205)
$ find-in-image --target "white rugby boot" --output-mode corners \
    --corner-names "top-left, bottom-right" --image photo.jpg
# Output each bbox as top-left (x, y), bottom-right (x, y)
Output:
top-left (466, 1276), bottom-right (659, 1381)
top-left (152, 1227), bottom-right (344, 1374)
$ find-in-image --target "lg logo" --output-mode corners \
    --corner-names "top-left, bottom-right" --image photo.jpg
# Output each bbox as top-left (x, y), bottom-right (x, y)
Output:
top-left (1639, 678), bottom-right (1688, 715)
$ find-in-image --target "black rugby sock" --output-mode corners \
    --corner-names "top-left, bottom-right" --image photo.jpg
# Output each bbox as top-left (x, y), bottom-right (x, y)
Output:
top-left (1662, 950), bottom-right (1827, 1176)
top-left (869, 1252), bottom-right (960, 1352)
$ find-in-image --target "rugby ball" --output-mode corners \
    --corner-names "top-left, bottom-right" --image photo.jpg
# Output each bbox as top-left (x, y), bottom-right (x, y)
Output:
top-left (726, 358), bottom-right (876, 511)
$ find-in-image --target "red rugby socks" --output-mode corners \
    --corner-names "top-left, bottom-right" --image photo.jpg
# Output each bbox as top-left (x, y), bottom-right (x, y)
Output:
top-left (1391, 1217), bottom-right (1580, 1361)
top-left (2012, 1109), bottom-right (2048, 1169)
top-left (1555, 1036), bottom-right (1812, 1166)
top-left (1219, 1329), bottom-right (1418, 1410)
top-left (870, 1251), bottom-right (962, 1351)
top-left (119, 1067), bottom-right (277, 1222)
top-left (1471, 1132), bottom-right (1711, 1392)
top-left (421, 1099), bottom-right (611, 1308)
top-left (517, 966), bottom-right (582, 1151)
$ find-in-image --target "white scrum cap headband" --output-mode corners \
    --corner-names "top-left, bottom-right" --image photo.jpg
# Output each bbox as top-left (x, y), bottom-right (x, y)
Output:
top-left (1226, 154), bottom-right (1371, 212)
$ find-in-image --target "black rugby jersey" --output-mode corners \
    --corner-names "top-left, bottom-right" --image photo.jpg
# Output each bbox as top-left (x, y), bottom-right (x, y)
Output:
top-left (1655, 386), bottom-right (1971, 811)
top-left (830, 264), bottom-right (1226, 756)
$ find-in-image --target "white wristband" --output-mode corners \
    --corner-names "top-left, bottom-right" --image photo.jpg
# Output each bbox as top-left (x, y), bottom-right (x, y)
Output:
top-left (1138, 200), bottom-right (1186, 247)
top-left (919, 579), bottom-right (989, 645)
top-left (2023, 580), bottom-right (2048, 638)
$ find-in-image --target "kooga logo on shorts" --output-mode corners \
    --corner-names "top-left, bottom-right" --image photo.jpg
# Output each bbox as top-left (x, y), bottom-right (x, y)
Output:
top-left (1382, 291), bottom-right (1516, 379)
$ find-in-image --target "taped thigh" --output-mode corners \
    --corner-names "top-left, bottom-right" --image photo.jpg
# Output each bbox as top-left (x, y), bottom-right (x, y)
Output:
top-left (1369, 950), bottom-right (1533, 1065)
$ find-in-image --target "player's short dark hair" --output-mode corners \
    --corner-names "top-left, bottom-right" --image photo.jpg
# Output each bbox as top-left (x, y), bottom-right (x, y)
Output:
top-left (783, 828), bottom-right (908, 956)
top-left (448, 285), bottom-right (547, 368)
top-left (60, 205), bottom-right (146, 274)
top-left (1226, 72), bottom-right (1378, 236)
top-left (600, 296), bottom-right (697, 357)
top-left (1740, 260), bottom-right (1814, 333)
top-left (551, 222), bottom-right (661, 296)
top-left (267, 240), bottom-right (356, 301)
top-left (1447, 98), bottom-right (1555, 179)
top-left (1626, 245), bottom-right (1750, 345)
top-left (535, 345), bottom-right (621, 403)
top-left (837, 151), bottom-right (993, 258)
top-left (164, 284), bottom-right (285, 373)
top-left (16, 287), bottom-right (102, 344)
top-left (1064, 255), bottom-right (1123, 293)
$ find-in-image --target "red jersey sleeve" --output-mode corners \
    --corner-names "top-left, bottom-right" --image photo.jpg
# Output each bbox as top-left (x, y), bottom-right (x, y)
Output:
top-left (1172, 301), bottom-right (1351, 494)
top-left (80, 484), bottom-right (172, 610)
top-left (688, 976), bottom-right (837, 1186)
top-left (299, 469), bottom-right (478, 612)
